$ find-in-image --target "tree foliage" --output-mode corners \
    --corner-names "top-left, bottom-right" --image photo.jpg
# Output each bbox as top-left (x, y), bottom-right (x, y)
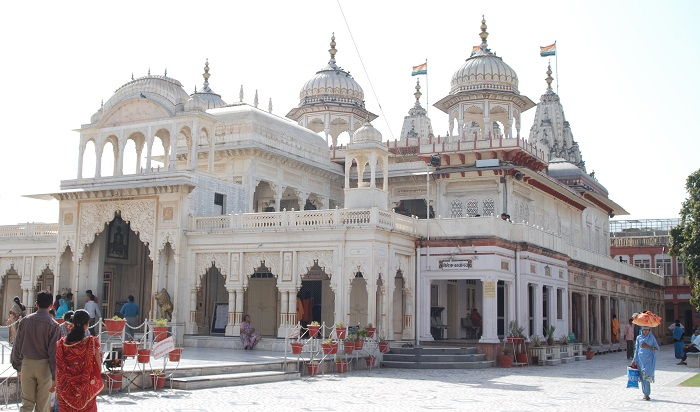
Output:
top-left (669, 168), bottom-right (700, 310)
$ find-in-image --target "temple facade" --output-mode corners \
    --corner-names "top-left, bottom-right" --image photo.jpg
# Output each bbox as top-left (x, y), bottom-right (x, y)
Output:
top-left (0, 18), bottom-right (663, 351)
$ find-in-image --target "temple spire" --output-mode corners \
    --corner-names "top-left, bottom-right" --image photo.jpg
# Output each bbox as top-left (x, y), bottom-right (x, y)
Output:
top-left (328, 32), bottom-right (337, 67)
top-left (479, 15), bottom-right (489, 50)
top-left (202, 59), bottom-right (212, 93)
top-left (545, 62), bottom-right (554, 92)
top-left (414, 79), bottom-right (422, 104)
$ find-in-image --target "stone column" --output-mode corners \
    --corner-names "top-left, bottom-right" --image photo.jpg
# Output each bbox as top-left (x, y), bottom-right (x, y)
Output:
top-left (548, 286), bottom-right (557, 331)
top-left (533, 283), bottom-right (543, 337)
top-left (382, 158), bottom-right (389, 191)
top-left (568, 290), bottom-right (573, 336)
top-left (145, 126), bottom-right (153, 173)
top-left (506, 281), bottom-right (516, 329)
top-left (232, 288), bottom-right (244, 336)
top-left (593, 295), bottom-right (602, 345)
top-left (344, 160), bottom-right (351, 189)
top-left (95, 142), bottom-right (103, 178)
top-left (225, 289), bottom-right (236, 336)
top-left (188, 287), bottom-right (198, 334)
top-left (418, 277), bottom-right (432, 341)
top-left (77, 143), bottom-right (85, 178)
top-left (297, 191), bottom-right (309, 211)
top-left (189, 121), bottom-right (199, 170)
top-left (280, 290), bottom-right (289, 327)
top-left (582, 293), bottom-right (590, 344)
top-left (288, 289), bottom-right (298, 325)
top-left (480, 278), bottom-right (499, 343)
top-left (369, 153), bottom-right (377, 188)
top-left (169, 125), bottom-right (177, 170)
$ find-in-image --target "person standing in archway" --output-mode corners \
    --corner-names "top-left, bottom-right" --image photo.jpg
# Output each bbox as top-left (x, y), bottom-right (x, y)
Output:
top-left (83, 295), bottom-right (101, 336)
top-left (119, 295), bottom-right (140, 339)
top-left (7, 296), bottom-right (26, 345)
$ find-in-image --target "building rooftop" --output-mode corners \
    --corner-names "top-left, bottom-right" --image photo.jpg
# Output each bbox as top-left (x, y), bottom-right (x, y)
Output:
top-left (609, 218), bottom-right (680, 237)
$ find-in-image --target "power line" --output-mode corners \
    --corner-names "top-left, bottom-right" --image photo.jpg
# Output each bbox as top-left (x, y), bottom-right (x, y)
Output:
top-left (336, 0), bottom-right (395, 140)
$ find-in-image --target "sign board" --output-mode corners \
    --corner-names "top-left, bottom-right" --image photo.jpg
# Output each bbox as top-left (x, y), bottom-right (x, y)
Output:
top-left (151, 336), bottom-right (175, 359)
top-left (439, 259), bottom-right (472, 270)
top-left (212, 303), bottom-right (229, 333)
top-left (483, 281), bottom-right (496, 298)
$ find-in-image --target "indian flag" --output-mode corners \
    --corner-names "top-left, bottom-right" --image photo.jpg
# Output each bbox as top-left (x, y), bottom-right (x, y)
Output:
top-left (472, 45), bottom-right (480, 52)
top-left (412, 62), bottom-right (427, 76)
top-left (540, 43), bottom-right (556, 57)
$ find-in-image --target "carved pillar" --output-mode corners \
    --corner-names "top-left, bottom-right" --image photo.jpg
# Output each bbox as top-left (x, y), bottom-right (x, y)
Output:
top-left (280, 290), bottom-right (289, 327)
top-left (188, 287), bottom-right (198, 334)
top-left (297, 191), bottom-right (309, 211)
top-left (533, 283), bottom-right (543, 337)
top-left (582, 293), bottom-right (589, 344)
top-left (225, 289), bottom-right (236, 336)
top-left (287, 288), bottom-right (298, 325)
top-left (344, 159), bottom-right (351, 189)
top-left (169, 125), bottom-right (177, 171)
top-left (369, 152), bottom-right (377, 188)
top-left (77, 142), bottom-right (85, 178)
top-left (145, 126), bottom-right (153, 173)
top-left (480, 278), bottom-right (499, 343)
top-left (232, 288), bottom-right (244, 336)
top-left (95, 142), bottom-right (104, 178)
top-left (190, 120), bottom-right (199, 170)
top-left (382, 158), bottom-right (389, 191)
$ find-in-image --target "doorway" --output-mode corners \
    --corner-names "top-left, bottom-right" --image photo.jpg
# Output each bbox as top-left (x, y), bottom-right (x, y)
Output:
top-left (197, 266), bottom-right (227, 335)
top-left (245, 275), bottom-right (278, 337)
top-left (1, 270), bottom-right (22, 320)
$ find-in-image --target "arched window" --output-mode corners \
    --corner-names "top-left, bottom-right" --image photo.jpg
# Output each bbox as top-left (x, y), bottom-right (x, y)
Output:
top-left (466, 199), bottom-right (478, 217)
top-left (482, 198), bottom-right (495, 216)
top-left (450, 199), bottom-right (463, 218)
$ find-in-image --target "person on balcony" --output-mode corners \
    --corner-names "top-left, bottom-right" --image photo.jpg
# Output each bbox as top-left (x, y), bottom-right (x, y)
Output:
top-left (632, 326), bottom-right (658, 401)
top-left (240, 314), bottom-right (261, 350)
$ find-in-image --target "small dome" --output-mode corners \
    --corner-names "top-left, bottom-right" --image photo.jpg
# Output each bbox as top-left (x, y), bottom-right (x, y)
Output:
top-left (298, 34), bottom-right (365, 107)
top-left (103, 74), bottom-right (190, 112)
top-left (353, 122), bottom-right (382, 143)
top-left (185, 92), bottom-right (226, 111)
top-left (450, 17), bottom-right (519, 94)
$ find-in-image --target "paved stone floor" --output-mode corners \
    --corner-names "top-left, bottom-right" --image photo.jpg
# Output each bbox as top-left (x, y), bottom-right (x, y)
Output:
top-left (92, 348), bottom-right (700, 412)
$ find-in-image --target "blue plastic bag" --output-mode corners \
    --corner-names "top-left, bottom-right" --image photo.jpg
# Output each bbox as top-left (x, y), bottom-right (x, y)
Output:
top-left (626, 367), bottom-right (640, 388)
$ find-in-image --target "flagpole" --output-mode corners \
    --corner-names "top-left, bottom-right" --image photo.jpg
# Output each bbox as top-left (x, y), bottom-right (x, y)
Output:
top-left (555, 40), bottom-right (559, 94)
top-left (425, 58), bottom-right (429, 118)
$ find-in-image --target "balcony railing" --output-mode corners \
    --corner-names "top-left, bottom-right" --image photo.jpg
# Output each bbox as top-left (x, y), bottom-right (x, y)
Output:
top-left (0, 223), bottom-right (58, 239)
top-left (610, 236), bottom-right (668, 247)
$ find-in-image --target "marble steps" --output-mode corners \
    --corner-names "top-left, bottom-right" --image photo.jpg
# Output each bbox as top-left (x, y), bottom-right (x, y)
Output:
top-left (382, 360), bottom-right (494, 369)
top-left (382, 353), bottom-right (487, 363)
top-left (382, 346), bottom-right (492, 369)
top-left (388, 347), bottom-right (478, 355)
top-left (171, 370), bottom-right (300, 390)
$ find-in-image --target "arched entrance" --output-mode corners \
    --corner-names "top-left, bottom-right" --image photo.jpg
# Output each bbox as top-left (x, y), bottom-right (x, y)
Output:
top-left (349, 272), bottom-right (368, 327)
top-left (80, 213), bottom-right (152, 322)
top-left (1, 268), bottom-right (22, 321)
top-left (35, 268), bottom-right (54, 295)
top-left (196, 265), bottom-right (227, 335)
top-left (244, 261), bottom-right (278, 337)
top-left (299, 260), bottom-right (334, 327)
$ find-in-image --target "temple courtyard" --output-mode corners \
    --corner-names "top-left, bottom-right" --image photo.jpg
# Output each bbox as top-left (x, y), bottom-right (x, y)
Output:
top-left (91, 349), bottom-right (700, 411)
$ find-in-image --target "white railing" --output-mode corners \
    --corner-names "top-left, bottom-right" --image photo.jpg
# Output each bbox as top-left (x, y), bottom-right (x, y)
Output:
top-left (610, 236), bottom-right (668, 247)
top-left (0, 223), bottom-right (59, 239)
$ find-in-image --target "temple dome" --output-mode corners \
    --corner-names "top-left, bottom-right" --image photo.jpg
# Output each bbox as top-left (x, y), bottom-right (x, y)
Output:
top-left (450, 17), bottom-right (519, 94)
top-left (103, 74), bottom-right (189, 113)
top-left (298, 34), bottom-right (365, 107)
top-left (352, 122), bottom-right (382, 143)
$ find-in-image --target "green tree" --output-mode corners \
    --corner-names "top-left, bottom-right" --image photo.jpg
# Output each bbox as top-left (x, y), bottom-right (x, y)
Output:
top-left (670, 168), bottom-right (700, 310)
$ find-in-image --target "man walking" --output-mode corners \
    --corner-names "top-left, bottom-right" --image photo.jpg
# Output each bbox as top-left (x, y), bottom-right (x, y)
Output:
top-left (84, 294), bottom-right (101, 336)
top-left (120, 295), bottom-right (140, 338)
top-left (11, 291), bottom-right (62, 412)
top-left (624, 318), bottom-right (635, 359)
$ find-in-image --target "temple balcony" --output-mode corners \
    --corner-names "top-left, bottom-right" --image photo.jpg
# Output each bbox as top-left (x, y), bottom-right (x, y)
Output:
top-left (0, 223), bottom-right (58, 240)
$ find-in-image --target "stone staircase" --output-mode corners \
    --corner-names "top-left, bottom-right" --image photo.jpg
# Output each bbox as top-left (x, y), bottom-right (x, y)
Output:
top-left (169, 361), bottom-right (299, 390)
top-left (381, 346), bottom-right (493, 369)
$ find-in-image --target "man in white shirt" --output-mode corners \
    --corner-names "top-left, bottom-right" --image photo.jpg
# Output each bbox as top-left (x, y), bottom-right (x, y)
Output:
top-left (84, 294), bottom-right (101, 336)
top-left (678, 328), bottom-right (700, 365)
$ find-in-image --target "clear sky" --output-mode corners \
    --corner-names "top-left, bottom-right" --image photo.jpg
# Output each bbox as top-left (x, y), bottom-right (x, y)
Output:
top-left (0, 0), bottom-right (698, 225)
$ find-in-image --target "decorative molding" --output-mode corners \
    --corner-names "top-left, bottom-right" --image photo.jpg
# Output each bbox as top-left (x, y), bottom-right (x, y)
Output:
top-left (77, 198), bottom-right (157, 261)
top-left (157, 230), bottom-right (178, 253)
top-left (195, 252), bottom-right (229, 281)
top-left (297, 250), bottom-right (333, 277)
top-left (33, 256), bottom-right (56, 274)
top-left (243, 252), bottom-right (280, 276)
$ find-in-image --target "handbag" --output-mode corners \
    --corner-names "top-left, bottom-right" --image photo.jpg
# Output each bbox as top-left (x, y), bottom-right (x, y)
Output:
top-left (626, 366), bottom-right (640, 388)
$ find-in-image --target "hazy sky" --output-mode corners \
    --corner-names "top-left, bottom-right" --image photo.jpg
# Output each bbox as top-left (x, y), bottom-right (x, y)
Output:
top-left (0, 0), bottom-right (698, 225)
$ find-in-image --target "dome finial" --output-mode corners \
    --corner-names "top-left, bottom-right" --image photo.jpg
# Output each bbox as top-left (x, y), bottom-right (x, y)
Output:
top-left (148, 67), bottom-right (151, 76)
top-left (479, 15), bottom-right (489, 49)
top-left (414, 78), bottom-right (422, 103)
top-left (268, 97), bottom-right (273, 113)
top-left (329, 32), bottom-right (337, 66)
top-left (545, 62), bottom-right (553, 92)
top-left (164, 68), bottom-right (168, 77)
top-left (202, 58), bottom-right (212, 93)
top-left (254, 89), bottom-right (259, 108)
top-left (239, 84), bottom-right (244, 102)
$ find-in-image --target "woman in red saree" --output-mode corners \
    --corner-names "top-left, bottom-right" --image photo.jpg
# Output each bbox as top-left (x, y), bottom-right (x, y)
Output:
top-left (56, 309), bottom-right (104, 412)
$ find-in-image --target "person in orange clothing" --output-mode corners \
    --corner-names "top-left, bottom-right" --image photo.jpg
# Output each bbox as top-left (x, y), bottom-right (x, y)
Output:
top-left (296, 293), bottom-right (305, 325)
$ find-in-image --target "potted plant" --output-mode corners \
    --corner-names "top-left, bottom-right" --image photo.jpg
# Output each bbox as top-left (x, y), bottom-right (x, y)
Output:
top-left (306, 362), bottom-right (320, 376)
top-left (290, 338), bottom-right (304, 355)
top-left (335, 357), bottom-right (349, 373)
top-left (322, 339), bottom-right (338, 355)
top-left (343, 339), bottom-right (355, 354)
top-left (365, 323), bottom-right (376, 338)
top-left (378, 337), bottom-right (390, 353)
top-left (354, 330), bottom-right (366, 350)
top-left (153, 318), bottom-right (169, 342)
top-left (122, 340), bottom-right (139, 357)
top-left (307, 321), bottom-right (321, 338)
top-left (168, 347), bottom-right (183, 362)
top-left (335, 322), bottom-right (347, 339)
top-left (105, 315), bottom-right (126, 337)
top-left (150, 369), bottom-right (166, 389)
top-left (584, 345), bottom-right (595, 360)
top-left (505, 321), bottom-right (526, 344)
top-left (497, 347), bottom-right (513, 368)
top-left (103, 357), bottom-right (123, 390)
top-left (137, 348), bottom-right (151, 363)
top-left (529, 335), bottom-right (543, 365)
top-left (545, 325), bottom-right (556, 346)
top-left (364, 355), bottom-right (376, 367)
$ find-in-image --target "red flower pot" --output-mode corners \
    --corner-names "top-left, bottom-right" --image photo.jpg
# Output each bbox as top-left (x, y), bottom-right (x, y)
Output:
top-left (584, 351), bottom-right (595, 360)
top-left (307, 325), bottom-right (320, 338)
top-left (306, 363), bottom-right (319, 376)
top-left (516, 353), bottom-right (528, 364)
top-left (105, 373), bottom-right (122, 390)
top-left (335, 361), bottom-right (349, 373)
top-left (354, 340), bottom-right (364, 350)
top-left (105, 319), bottom-right (126, 337)
top-left (335, 328), bottom-right (347, 339)
top-left (150, 373), bottom-right (166, 389)
top-left (343, 342), bottom-right (354, 354)
top-left (168, 348), bottom-right (183, 362)
top-left (291, 342), bottom-right (304, 355)
top-left (379, 341), bottom-right (390, 353)
top-left (322, 343), bottom-right (338, 355)
top-left (137, 349), bottom-right (151, 364)
top-left (153, 326), bottom-right (169, 342)
top-left (123, 341), bottom-right (138, 357)
top-left (365, 328), bottom-right (376, 338)
top-left (365, 356), bottom-right (376, 367)
top-left (497, 355), bottom-right (513, 368)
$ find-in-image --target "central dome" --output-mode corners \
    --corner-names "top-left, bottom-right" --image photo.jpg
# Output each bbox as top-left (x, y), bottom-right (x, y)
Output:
top-left (299, 34), bottom-right (365, 107)
top-left (450, 18), bottom-right (519, 94)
